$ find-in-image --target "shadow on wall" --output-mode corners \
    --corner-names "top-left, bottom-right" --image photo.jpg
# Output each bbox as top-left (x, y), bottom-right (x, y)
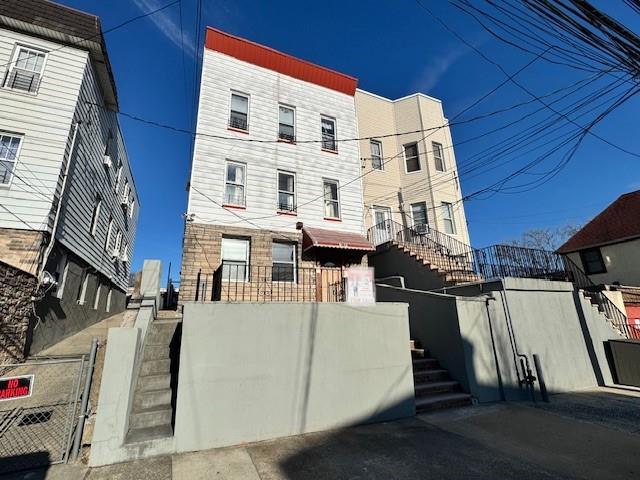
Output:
top-left (0, 451), bottom-right (50, 478)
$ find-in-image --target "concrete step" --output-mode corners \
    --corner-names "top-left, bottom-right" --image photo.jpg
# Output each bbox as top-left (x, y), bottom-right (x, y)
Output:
top-left (414, 368), bottom-right (449, 382)
top-left (411, 348), bottom-right (427, 358)
top-left (126, 424), bottom-right (173, 444)
top-left (143, 344), bottom-right (170, 361)
top-left (138, 373), bottom-right (171, 392)
top-left (128, 406), bottom-right (172, 430)
top-left (140, 358), bottom-right (171, 376)
top-left (415, 380), bottom-right (461, 397)
top-left (412, 358), bottom-right (439, 370)
top-left (146, 323), bottom-right (178, 346)
top-left (416, 392), bottom-right (472, 413)
top-left (132, 388), bottom-right (172, 411)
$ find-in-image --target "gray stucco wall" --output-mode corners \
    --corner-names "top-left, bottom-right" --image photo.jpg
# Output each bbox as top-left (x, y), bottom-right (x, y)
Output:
top-left (174, 302), bottom-right (414, 453)
top-left (378, 278), bottom-right (622, 403)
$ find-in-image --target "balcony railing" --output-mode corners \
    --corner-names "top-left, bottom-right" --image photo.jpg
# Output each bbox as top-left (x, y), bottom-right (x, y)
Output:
top-left (195, 264), bottom-right (345, 302)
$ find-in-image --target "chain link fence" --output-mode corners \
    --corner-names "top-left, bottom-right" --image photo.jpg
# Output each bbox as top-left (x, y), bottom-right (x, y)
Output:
top-left (0, 357), bottom-right (85, 474)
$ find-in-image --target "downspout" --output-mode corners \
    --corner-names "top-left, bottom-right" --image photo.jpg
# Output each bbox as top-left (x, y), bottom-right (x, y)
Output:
top-left (39, 121), bottom-right (81, 282)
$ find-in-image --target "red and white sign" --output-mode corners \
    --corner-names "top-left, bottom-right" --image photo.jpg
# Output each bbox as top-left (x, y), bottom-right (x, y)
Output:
top-left (345, 267), bottom-right (376, 305)
top-left (0, 374), bottom-right (34, 401)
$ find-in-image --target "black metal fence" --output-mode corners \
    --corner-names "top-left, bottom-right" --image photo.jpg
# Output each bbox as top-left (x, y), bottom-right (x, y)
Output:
top-left (368, 219), bottom-right (633, 339)
top-left (195, 264), bottom-right (345, 302)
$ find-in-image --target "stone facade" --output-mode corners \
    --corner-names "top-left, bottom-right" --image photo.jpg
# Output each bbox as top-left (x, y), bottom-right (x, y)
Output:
top-left (0, 260), bottom-right (38, 363)
top-left (0, 228), bottom-right (45, 276)
top-left (180, 223), bottom-right (367, 302)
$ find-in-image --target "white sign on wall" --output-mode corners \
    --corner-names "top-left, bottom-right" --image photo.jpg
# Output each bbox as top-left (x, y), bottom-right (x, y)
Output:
top-left (345, 267), bottom-right (376, 305)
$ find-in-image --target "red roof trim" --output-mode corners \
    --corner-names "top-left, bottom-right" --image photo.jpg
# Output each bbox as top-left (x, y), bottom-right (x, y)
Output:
top-left (205, 27), bottom-right (358, 96)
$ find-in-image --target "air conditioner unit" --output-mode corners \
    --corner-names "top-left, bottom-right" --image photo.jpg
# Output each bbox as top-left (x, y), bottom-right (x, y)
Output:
top-left (110, 248), bottom-right (120, 259)
top-left (103, 154), bottom-right (112, 168)
top-left (120, 196), bottom-right (129, 211)
top-left (120, 252), bottom-right (128, 263)
top-left (415, 224), bottom-right (429, 235)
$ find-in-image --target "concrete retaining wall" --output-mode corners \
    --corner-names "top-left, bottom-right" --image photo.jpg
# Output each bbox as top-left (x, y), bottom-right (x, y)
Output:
top-left (378, 278), bottom-right (622, 403)
top-left (174, 302), bottom-right (414, 453)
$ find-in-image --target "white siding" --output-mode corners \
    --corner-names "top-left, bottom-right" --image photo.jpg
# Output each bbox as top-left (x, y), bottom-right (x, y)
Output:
top-left (56, 61), bottom-right (139, 292)
top-left (188, 50), bottom-right (364, 234)
top-left (0, 28), bottom-right (86, 230)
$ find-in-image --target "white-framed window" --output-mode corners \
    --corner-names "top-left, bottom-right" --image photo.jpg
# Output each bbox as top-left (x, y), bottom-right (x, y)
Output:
top-left (122, 180), bottom-right (130, 203)
top-left (323, 179), bottom-right (340, 219)
top-left (277, 171), bottom-right (296, 212)
top-left (224, 161), bottom-right (246, 206)
top-left (433, 142), bottom-right (445, 172)
top-left (114, 163), bottom-right (122, 193)
top-left (93, 284), bottom-right (101, 310)
top-left (404, 142), bottom-right (421, 173)
top-left (89, 194), bottom-right (102, 236)
top-left (0, 133), bottom-right (23, 186)
top-left (54, 254), bottom-right (68, 299)
top-left (411, 202), bottom-right (429, 229)
top-left (229, 92), bottom-right (249, 131)
top-left (441, 202), bottom-right (456, 234)
top-left (77, 272), bottom-right (90, 305)
top-left (370, 140), bottom-right (383, 170)
top-left (129, 199), bottom-right (135, 219)
top-left (106, 288), bottom-right (113, 313)
top-left (113, 229), bottom-right (123, 258)
top-left (221, 237), bottom-right (250, 282)
top-left (272, 242), bottom-right (296, 282)
top-left (121, 240), bottom-right (128, 263)
top-left (3, 45), bottom-right (47, 94)
top-left (278, 105), bottom-right (295, 142)
top-left (105, 217), bottom-right (114, 251)
top-left (321, 116), bottom-right (337, 152)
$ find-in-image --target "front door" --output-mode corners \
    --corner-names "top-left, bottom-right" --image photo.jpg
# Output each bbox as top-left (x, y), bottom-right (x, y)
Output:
top-left (372, 207), bottom-right (392, 245)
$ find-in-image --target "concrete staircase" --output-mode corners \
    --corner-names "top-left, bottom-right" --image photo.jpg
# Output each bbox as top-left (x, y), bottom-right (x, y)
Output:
top-left (126, 319), bottom-right (180, 443)
top-left (397, 242), bottom-right (481, 286)
top-left (411, 341), bottom-right (472, 413)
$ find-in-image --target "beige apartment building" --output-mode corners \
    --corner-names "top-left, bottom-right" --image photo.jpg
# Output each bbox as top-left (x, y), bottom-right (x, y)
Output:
top-left (355, 90), bottom-right (471, 246)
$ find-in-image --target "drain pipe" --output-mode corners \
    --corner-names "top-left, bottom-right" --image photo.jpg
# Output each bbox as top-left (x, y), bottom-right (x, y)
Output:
top-left (485, 294), bottom-right (505, 401)
top-left (39, 121), bottom-right (81, 281)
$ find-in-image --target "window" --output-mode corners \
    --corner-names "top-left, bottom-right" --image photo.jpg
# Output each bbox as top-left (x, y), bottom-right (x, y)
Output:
top-left (580, 248), bottom-right (606, 275)
top-left (89, 194), bottom-right (102, 236)
top-left (411, 202), bottom-right (428, 228)
top-left (323, 179), bottom-right (340, 219)
top-left (229, 92), bottom-right (249, 131)
top-left (114, 163), bottom-right (122, 193)
top-left (404, 143), bottom-right (421, 172)
top-left (4, 45), bottom-right (46, 93)
top-left (93, 284), bottom-right (101, 310)
top-left (122, 181), bottom-right (130, 202)
top-left (121, 240), bottom-right (128, 262)
top-left (221, 237), bottom-right (249, 282)
top-left (321, 116), bottom-right (337, 152)
top-left (433, 142), bottom-right (445, 172)
top-left (106, 288), bottom-right (113, 313)
top-left (370, 140), bottom-right (383, 170)
top-left (55, 254), bottom-right (68, 299)
top-left (441, 202), bottom-right (456, 234)
top-left (277, 171), bottom-right (295, 212)
top-left (129, 199), bottom-right (135, 219)
top-left (224, 161), bottom-right (245, 206)
top-left (77, 272), bottom-right (90, 305)
top-left (278, 105), bottom-right (295, 142)
top-left (114, 229), bottom-right (122, 257)
top-left (105, 217), bottom-right (113, 251)
top-left (0, 133), bottom-right (22, 186)
top-left (272, 242), bottom-right (296, 282)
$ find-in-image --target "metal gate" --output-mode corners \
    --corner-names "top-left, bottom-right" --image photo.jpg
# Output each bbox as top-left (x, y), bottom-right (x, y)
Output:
top-left (0, 356), bottom-right (85, 474)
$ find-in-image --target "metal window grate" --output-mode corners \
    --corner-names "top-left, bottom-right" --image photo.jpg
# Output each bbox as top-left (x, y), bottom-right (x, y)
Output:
top-left (3, 68), bottom-right (41, 93)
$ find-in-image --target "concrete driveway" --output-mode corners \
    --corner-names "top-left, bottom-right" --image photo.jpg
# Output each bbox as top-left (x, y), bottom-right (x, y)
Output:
top-left (8, 387), bottom-right (640, 480)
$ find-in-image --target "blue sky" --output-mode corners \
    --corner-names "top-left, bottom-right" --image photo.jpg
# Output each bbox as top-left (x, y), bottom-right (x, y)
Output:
top-left (58, 0), bottom-right (640, 281)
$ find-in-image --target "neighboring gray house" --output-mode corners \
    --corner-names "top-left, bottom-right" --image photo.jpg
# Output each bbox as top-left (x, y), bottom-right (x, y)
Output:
top-left (0, 0), bottom-right (139, 357)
